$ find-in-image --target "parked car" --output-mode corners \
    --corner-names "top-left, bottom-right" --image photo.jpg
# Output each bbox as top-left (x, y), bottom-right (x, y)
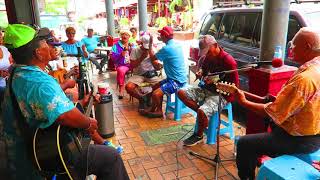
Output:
top-left (190, 1), bottom-right (320, 90)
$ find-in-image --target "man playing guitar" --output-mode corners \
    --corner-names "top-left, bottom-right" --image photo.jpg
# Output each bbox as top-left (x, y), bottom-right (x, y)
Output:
top-left (178, 35), bottom-right (239, 146)
top-left (216, 28), bottom-right (320, 180)
top-left (1, 24), bottom-right (129, 180)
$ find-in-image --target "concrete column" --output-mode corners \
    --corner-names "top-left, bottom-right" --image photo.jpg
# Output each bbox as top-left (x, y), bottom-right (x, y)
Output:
top-left (260, 0), bottom-right (291, 61)
top-left (11, 0), bottom-right (36, 25)
top-left (105, 0), bottom-right (115, 37)
top-left (138, 0), bottom-right (148, 32)
top-left (32, 0), bottom-right (41, 26)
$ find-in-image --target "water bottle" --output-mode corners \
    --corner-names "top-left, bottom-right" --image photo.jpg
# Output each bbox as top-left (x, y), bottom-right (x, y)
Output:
top-left (274, 45), bottom-right (282, 59)
top-left (124, 48), bottom-right (130, 64)
top-left (234, 126), bottom-right (243, 157)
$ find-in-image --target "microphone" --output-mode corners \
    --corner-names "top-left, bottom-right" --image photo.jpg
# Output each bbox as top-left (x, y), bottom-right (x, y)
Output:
top-left (206, 58), bottom-right (283, 76)
top-left (249, 58), bottom-right (283, 68)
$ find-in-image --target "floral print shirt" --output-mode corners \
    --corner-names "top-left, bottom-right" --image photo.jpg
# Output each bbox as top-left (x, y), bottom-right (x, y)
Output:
top-left (0, 65), bottom-right (74, 179)
top-left (265, 57), bottom-right (320, 136)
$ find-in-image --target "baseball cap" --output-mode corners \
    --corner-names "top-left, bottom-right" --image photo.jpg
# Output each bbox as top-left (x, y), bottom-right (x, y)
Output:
top-left (198, 35), bottom-right (217, 57)
top-left (158, 26), bottom-right (173, 39)
top-left (140, 34), bottom-right (150, 49)
top-left (4, 24), bottom-right (50, 49)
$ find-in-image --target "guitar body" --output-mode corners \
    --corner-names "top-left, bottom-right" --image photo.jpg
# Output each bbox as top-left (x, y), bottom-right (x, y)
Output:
top-left (49, 67), bottom-right (79, 84)
top-left (33, 85), bottom-right (94, 179)
top-left (49, 69), bottom-right (68, 84)
top-left (33, 124), bottom-right (90, 180)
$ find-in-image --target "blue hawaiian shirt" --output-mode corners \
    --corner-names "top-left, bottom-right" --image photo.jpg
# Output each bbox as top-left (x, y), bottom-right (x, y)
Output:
top-left (0, 65), bottom-right (74, 179)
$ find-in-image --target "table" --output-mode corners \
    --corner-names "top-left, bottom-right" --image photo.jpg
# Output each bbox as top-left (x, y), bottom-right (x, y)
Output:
top-left (95, 46), bottom-right (112, 53)
top-left (94, 46), bottom-right (114, 70)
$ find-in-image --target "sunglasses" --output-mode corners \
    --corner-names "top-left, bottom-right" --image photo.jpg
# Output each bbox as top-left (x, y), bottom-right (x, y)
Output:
top-left (67, 32), bottom-right (76, 35)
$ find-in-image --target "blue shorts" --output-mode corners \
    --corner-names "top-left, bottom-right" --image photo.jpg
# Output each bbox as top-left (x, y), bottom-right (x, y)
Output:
top-left (160, 79), bottom-right (185, 95)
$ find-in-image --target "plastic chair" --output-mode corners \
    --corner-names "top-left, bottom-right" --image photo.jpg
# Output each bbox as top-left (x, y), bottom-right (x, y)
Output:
top-left (257, 155), bottom-right (320, 180)
top-left (194, 102), bottom-right (234, 144)
top-left (294, 148), bottom-right (320, 164)
top-left (165, 89), bottom-right (195, 121)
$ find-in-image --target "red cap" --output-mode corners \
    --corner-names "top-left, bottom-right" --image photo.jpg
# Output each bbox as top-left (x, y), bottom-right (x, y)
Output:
top-left (158, 26), bottom-right (173, 39)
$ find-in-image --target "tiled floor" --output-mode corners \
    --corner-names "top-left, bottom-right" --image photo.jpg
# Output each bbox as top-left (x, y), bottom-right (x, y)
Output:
top-left (95, 71), bottom-right (243, 180)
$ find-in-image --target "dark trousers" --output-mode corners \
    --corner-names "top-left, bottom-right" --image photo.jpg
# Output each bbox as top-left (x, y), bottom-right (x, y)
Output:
top-left (89, 53), bottom-right (108, 71)
top-left (76, 144), bottom-right (129, 180)
top-left (236, 125), bottom-right (320, 180)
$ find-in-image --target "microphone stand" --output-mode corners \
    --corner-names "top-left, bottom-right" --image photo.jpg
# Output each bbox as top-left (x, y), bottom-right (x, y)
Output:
top-left (76, 46), bottom-right (89, 100)
top-left (206, 64), bottom-right (257, 76)
top-left (189, 75), bottom-right (238, 180)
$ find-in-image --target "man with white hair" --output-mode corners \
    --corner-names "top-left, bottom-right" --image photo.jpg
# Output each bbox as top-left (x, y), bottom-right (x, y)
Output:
top-left (125, 32), bottom-right (163, 110)
top-left (226, 27), bottom-right (320, 180)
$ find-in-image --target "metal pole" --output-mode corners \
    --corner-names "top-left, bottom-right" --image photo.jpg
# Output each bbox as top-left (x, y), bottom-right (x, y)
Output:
top-left (138, 0), bottom-right (148, 32)
top-left (158, 0), bottom-right (161, 18)
top-left (259, 0), bottom-right (291, 62)
top-left (105, 0), bottom-right (116, 37)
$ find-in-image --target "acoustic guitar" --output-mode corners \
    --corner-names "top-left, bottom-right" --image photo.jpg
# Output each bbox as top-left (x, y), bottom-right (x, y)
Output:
top-left (49, 67), bottom-right (79, 84)
top-left (215, 81), bottom-right (276, 103)
top-left (32, 85), bottom-right (94, 180)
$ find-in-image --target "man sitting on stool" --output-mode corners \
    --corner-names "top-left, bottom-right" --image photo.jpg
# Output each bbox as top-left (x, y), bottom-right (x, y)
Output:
top-left (178, 35), bottom-right (239, 146)
top-left (223, 28), bottom-right (320, 180)
top-left (125, 32), bottom-right (163, 111)
top-left (141, 26), bottom-right (188, 118)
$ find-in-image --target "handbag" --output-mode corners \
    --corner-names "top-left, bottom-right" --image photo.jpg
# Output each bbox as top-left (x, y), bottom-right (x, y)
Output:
top-left (142, 70), bottom-right (158, 79)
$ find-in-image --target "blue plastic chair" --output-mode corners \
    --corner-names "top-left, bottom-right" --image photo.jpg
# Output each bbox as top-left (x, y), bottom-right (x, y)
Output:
top-left (257, 155), bottom-right (320, 180)
top-left (294, 148), bottom-right (320, 164)
top-left (194, 102), bottom-right (235, 144)
top-left (165, 91), bottom-right (195, 121)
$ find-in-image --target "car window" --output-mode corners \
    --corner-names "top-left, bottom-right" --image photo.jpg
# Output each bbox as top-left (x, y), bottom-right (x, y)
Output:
top-left (230, 13), bottom-right (259, 46)
top-left (287, 15), bottom-right (301, 43)
top-left (252, 13), bottom-right (262, 48)
top-left (218, 13), bottom-right (235, 40)
top-left (200, 13), bottom-right (223, 38)
top-left (306, 12), bottom-right (320, 30)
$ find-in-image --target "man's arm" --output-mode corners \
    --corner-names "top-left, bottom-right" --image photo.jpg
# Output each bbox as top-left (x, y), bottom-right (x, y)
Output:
top-left (238, 96), bottom-right (269, 117)
top-left (148, 35), bottom-right (158, 62)
top-left (81, 44), bottom-right (89, 58)
top-left (56, 108), bottom-right (98, 133)
top-left (217, 83), bottom-right (269, 117)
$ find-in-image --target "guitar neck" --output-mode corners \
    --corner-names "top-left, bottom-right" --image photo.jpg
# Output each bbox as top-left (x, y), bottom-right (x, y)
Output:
top-left (85, 96), bottom-right (94, 117)
top-left (64, 69), bottom-right (75, 79)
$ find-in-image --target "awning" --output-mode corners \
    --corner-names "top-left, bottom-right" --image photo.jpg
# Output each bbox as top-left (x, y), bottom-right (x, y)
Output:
top-left (113, 0), bottom-right (138, 9)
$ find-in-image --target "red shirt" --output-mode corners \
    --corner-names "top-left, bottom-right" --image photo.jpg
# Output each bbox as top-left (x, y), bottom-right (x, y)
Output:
top-left (200, 47), bottom-right (239, 102)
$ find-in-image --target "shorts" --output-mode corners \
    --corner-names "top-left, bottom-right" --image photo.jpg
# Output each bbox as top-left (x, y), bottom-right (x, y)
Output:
top-left (181, 86), bottom-right (227, 117)
top-left (160, 79), bottom-right (185, 95)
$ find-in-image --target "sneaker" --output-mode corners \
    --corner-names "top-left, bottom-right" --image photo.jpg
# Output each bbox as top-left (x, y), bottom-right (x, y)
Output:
top-left (183, 134), bottom-right (203, 146)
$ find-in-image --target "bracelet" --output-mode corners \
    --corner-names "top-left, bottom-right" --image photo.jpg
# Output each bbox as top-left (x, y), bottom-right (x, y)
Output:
top-left (85, 119), bottom-right (92, 130)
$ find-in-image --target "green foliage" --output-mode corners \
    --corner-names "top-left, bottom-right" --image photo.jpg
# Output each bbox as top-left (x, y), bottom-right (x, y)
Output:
top-left (44, 0), bottom-right (68, 15)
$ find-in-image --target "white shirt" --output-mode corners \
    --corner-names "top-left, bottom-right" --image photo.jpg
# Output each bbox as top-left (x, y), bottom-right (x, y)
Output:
top-left (130, 47), bottom-right (155, 75)
top-left (0, 46), bottom-right (11, 87)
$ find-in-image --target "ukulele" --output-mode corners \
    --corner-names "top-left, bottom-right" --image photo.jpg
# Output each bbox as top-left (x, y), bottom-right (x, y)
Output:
top-left (49, 66), bottom-right (79, 84)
